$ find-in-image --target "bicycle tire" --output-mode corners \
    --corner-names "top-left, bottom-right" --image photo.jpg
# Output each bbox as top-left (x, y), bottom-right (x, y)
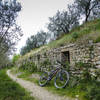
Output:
top-left (39, 72), bottom-right (49, 87)
top-left (54, 70), bottom-right (69, 88)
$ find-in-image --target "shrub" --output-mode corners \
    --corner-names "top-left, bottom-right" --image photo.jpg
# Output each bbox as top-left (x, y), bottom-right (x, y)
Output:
top-left (40, 59), bottom-right (51, 71)
top-left (12, 54), bottom-right (20, 64)
top-left (27, 62), bottom-right (37, 72)
top-left (72, 32), bottom-right (79, 39)
top-left (65, 61), bottom-right (70, 71)
top-left (19, 62), bottom-right (37, 73)
top-left (86, 81), bottom-right (100, 100)
top-left (94, 36), bottom-right (100, 43)
top-left (75, 62), bottom-right (94, 81)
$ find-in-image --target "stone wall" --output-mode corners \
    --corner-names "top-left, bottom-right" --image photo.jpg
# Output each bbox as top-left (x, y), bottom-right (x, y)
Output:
top-left (17, 41), bottom-right (100, 70)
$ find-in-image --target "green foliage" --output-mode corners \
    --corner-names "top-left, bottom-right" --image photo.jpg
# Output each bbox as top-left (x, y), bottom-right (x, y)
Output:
top-left (75, 62), bottom-right (94, 81)
top-left (64, 61), bottom-right (70, 71)
top-left (94, 36), bottom-right (100, 43)
top-left (0, 0), bottom-right (22, 61)
top-left (20, 62), bottom-right (37, 73)
top-left (0, 69), bottom-right (34, 100)
top-left (40, 59), bottom-right (52, 71)
top-left (75, 61), bottom-right (93, 69)
top-left (85, 81), bottom-right (100, 100)
top-left (47, 8), bottom-right (79, 39)
top-left (72, 32), bottom-right (79, 39)
top-left (41, 59), bottom-right (51, 67)
top-left (12, 54), bottom-right (20, 64)
top-left (20, 31), bottom-right (49, 55)
top-left (75, 0), bottom-right (100, 22)
top-left (47, 19), bottom-right (100, 49)
top-left (0, 54), bottom-right (10, 68)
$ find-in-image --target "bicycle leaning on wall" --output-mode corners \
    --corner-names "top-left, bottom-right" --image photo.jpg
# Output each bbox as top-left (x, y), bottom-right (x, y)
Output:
top-left (39, 60), bottom-right (69, 88)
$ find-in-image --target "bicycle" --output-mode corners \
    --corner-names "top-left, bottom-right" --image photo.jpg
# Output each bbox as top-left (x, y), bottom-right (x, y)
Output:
top-left (39, 60), bottom-right (69, 88)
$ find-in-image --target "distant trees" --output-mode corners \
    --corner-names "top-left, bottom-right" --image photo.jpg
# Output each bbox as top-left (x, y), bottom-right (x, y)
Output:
top-left (0, 0), bottom-right (22, 66)
top-left (20, 35), bottom-right (38, 55)
top-left (47, 4), bottom-right (79, 39)
top-left (75, 0), bottom-right (100, 22)
top-left (36, 30), bottom-right (49, 46)
top-left (20, 30), bottom-right (49, 55)
top-left (47, 0), bottom-right (100, 39)
top-left (20, 0), bottom-right (100, 56)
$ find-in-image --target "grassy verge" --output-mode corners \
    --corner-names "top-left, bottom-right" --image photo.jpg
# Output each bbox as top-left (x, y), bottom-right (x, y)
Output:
top-left (0, 69), bottom-right (35, 100)
top-left (11, 67), bottom-right (100, 100)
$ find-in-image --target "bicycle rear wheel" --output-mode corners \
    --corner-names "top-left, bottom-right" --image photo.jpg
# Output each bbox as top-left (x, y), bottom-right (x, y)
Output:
top-left (39, 72), bottom-right (48, 87)
top-left (54, 70), bottom-right (69, 88)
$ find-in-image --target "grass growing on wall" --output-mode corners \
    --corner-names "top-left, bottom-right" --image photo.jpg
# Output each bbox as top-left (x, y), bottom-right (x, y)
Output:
top-left (0, 69), bottom-right (35, 100)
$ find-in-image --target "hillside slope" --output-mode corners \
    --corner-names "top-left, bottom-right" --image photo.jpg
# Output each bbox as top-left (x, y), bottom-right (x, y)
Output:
top-left (21, 19), bottom-right (100, 59)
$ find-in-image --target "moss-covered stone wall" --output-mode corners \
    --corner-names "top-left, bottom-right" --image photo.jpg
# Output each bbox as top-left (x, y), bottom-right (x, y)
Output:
top-left (16, 41), bottom-right (100, 70)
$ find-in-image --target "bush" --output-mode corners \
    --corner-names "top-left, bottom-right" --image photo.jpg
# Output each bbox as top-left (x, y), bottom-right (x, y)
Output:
top-left (72, 32), bottom-right (79, 39)
top-left (19, 62), bottom-right (37, 73)
top-left (12, 54), bottom-right (20, 64)
top-left (40, 59), bottom-right (51, 71)
top-left (86, 82), bottom-right (100, 100)
top-left (75, 62), bottom-right (93, 81)
top-left (94, 36), bottom-right (100, 43)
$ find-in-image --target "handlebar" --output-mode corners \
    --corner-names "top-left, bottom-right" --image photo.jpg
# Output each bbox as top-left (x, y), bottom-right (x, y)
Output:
top-left (56, 60), bottom-right (66, 67)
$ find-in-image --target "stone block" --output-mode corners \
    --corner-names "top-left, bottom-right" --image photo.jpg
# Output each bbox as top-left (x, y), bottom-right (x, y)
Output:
top-left (96, 65), bottom-right (100, 69)
top-left (97, 47), bottom-right (100, 49)
top-left (96, 61), bottom-right (100, 65)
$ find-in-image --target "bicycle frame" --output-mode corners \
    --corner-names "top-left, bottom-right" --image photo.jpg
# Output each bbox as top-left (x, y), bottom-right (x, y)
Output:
top-left (47, 67), bottom-right (61, 81)
top-left (39, 60), bottom-right (69, 88)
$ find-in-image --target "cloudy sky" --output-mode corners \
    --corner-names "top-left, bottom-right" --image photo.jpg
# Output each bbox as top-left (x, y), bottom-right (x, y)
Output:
top-left (16, 0), bottom-right (74, 53)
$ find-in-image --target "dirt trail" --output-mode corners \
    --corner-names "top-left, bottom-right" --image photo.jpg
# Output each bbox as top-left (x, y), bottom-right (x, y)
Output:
top-left (7, 70), bottom-right (74, 100)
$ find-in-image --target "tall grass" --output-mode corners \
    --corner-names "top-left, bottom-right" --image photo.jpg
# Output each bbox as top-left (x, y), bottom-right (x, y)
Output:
top-left (0, 69), bottom-right (35, 100)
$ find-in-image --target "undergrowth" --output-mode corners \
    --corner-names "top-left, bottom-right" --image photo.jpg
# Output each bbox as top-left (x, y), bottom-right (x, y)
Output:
top-left (0, 69), bottom-right (35, 100)
top-left (12, 63), bottom-right (100, 100)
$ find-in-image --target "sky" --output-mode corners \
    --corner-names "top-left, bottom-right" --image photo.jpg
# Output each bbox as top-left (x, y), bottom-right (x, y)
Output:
top-left (16, 0), bottom-right (74, 54)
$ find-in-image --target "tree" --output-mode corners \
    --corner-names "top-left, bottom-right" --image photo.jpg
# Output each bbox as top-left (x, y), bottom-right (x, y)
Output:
top-left (0, 53), bottom-right (10, 68)
top-left (20, 46), bottom-right (27, 55)
top-left (20, 30), bottom-right (49, 55)
top-left (47, 5), bottom-right (79, 39)
top-left (0, 0), bottom-right (22, 55)
top-left (0, 0), bottom-right (22, 67)
top-left (36, 30), bottom-right (49, 46)
top-left (75, 0), bottom-right (100, 22)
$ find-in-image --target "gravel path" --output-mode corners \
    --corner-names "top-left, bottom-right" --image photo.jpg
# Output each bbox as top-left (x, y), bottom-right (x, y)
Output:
top-left (7, 70), bottom-right (74, 100)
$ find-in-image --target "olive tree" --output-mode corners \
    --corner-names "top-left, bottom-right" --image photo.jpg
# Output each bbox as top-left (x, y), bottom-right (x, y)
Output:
top-left (20, 30), bottom-right (49, 55)
top-left (75, 0), bottom-right (100, 22)
top-left (47, 4), bottom-right (79, 39)
top-left (0, 0), bottom-right (22, 67)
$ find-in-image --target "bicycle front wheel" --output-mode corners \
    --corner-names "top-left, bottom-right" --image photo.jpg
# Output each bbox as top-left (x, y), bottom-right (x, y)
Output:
top-left (54, 70), bottom-right (69, 88)
top-left (39, 72), bottom-right (48, 87)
